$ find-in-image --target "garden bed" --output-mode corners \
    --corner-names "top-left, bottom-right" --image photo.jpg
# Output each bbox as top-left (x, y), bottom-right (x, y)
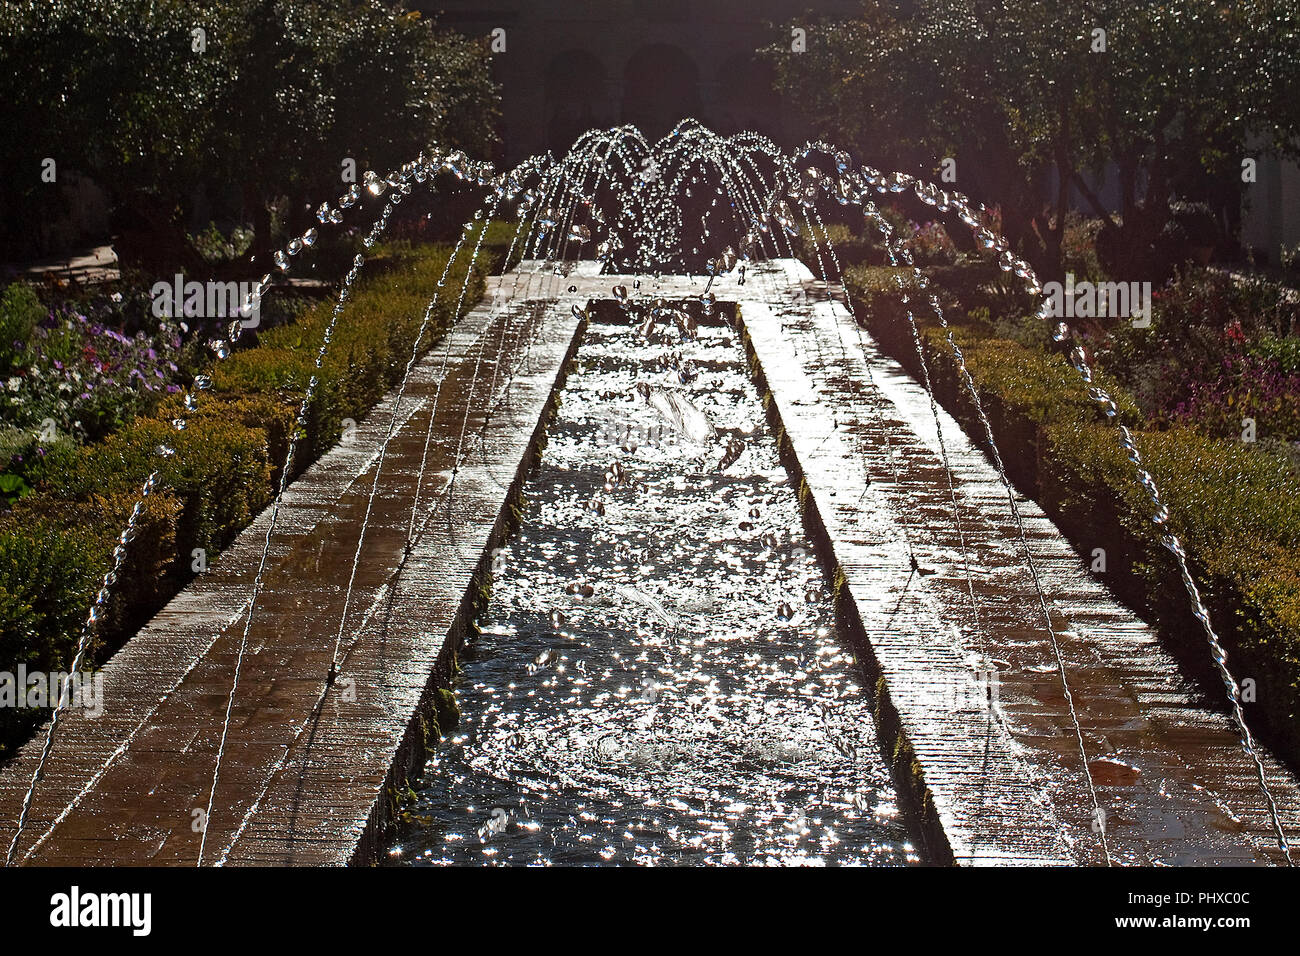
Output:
top-left (0, 238), bottom-right (495, 758)
top-left (845, 263), bottom-right (1300, 773)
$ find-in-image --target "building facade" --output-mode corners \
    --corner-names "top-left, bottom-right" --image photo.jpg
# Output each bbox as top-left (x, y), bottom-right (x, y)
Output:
top-left (419, 0), bottom-right (860, 165)
top-left (420, 0), bottom-right (1298, 266)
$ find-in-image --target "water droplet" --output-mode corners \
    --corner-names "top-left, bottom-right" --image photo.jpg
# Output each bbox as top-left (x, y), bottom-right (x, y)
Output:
top-left (527, 648), bottom-right (559, 674)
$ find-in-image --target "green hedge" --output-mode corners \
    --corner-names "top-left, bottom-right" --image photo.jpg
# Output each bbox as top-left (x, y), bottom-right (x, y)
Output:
top-left (794, 222), bottom-right (889, 269)
top-left (0, 239), bottom-right (486, 758)
top-left (846, 263), bottom-right (1300, 770)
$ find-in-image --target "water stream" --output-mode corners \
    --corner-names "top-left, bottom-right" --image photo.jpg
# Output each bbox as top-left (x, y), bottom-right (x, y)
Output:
top-left (13, 120), bottom-right (1290, 868)
top-left (387, 307), bottom-right (915, 866)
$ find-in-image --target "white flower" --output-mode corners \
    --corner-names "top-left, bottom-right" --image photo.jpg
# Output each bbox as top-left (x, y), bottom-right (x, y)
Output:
top-left (6, 377), bottom-right (20, 392)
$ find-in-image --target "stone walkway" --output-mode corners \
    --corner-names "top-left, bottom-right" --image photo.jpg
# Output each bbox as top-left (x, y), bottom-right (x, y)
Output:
top-left (0, 266), bottom-right (581, 865)
top-left (740, 259), bottom-right (1300, 865)
top-left (2, 257), bottom-right (1297, 866)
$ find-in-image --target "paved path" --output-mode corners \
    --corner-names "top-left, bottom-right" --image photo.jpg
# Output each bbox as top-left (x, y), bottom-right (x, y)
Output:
top-left (3, 257), bottom-right (1297, 866)
top-left (0, 265), bottom-right (581, 866)
top-left (17, 245), bottom-right (119, 283)
top-left (739, 259), bottom-right (1300, 865)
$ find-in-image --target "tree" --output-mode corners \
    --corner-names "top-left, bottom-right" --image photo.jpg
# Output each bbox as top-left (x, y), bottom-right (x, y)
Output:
top-left (0, 0), bottom-right (219, 265)
top-left (768, 0), bottom-right (1300, 281)
top-left (0, 0), bottom-right (499, 270)
top-left (203, 0), bottom-right (500, 268)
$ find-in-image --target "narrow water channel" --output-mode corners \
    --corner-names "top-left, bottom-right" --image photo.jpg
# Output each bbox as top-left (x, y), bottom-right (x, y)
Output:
top-left (387, 303), bottom-right (915, 866)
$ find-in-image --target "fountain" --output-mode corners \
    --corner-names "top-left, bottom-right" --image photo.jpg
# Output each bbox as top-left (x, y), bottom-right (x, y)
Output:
top-left (3, 121), bottom-right (1296, 867)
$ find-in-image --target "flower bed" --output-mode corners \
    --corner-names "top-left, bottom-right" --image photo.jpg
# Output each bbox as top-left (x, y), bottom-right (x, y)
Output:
top-left (0, 284), bottom-right (189, 509)
top-left (1101, 268), bottom-right (1300, 451)
top-left (845, 262), bottom-right (1300, 771)
top-left (0, 239), bottom-right (488, 758)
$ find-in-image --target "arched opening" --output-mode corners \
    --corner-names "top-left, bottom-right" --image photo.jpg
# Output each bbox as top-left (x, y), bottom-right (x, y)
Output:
top-left (545, 49), bottom-right (610, 156)
top-left (717, 53), bottom-right (781, 139)
top-left (631, 0), bottom-right (690, 21)
top-left (622, 44), bottom-right (701, 141)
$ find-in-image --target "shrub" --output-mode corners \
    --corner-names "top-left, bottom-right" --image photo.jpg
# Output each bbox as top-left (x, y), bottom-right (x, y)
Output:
top-left (844, 271), bottom-right (1300, 770)
top-left (0, 284), bottom-right (43, 375)
top-left (1042, 420), bottom-right (1300, 752)
top-left (189, 222), bottom-right (255, 265)
top-left (940, 326), bottom-right (1139, 428)
top-left (1162, 200), bottom-right (1222, 259)
top-left (1281, 242), bottom-right (1300, 277)
top-left (794, 221), bottom-right (884, 271)
top-left (907, 220), bottom-right (959, 266)
top-left (1061, 213), bottom-right (1107, 283)
top-left (0, 511), bottom-right (104, 754)
top-left (924, 260), bottom-right (1003, 317)
top-left (0, 241), bottom-right (478, 758)
top-left (843, 265), bottom-right (921, 326)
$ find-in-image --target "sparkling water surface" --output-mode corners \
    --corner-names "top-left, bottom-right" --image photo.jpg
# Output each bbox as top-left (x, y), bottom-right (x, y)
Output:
top-left (387, 308), bottom-right (914, 866)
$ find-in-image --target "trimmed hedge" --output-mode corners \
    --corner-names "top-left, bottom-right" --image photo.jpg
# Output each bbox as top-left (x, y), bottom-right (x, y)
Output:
top-left (846, 263), bottom-right (1300, 770)
top-left (0, 239), bottom-right (488, 758)
top-left (794, 222), bottom-right (889, 269)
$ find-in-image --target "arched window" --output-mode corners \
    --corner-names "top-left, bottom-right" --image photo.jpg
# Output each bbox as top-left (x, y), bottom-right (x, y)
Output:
top-left (545, 50), bottom-right (610, 156)
top-left (716, 52), bottom-right (781, 138)
top-left (622, 44), bottom-right (702, 141)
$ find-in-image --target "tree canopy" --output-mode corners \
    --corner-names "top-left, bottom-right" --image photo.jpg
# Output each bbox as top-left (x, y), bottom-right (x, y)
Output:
top-left (0, 0), bottom-right (499, 268)
top-left (769, 0), bottom-right (1300, 279)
